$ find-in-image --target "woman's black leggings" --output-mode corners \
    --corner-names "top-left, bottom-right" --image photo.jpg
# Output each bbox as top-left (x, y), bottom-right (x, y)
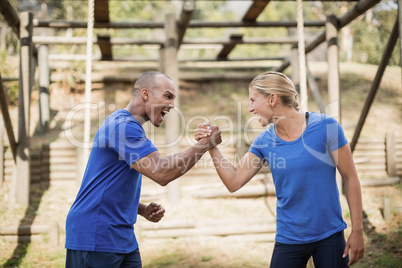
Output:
top-left (270, 231), bottom-right (349, 268)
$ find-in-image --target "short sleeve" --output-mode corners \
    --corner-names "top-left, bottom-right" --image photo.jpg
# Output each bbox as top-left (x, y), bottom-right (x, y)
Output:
top-left (110, 119), bottom-right (158, 166)
top-left (326, 117), bottom-right (348, 152)
top-left (248, 131), bottom-right (266, 161)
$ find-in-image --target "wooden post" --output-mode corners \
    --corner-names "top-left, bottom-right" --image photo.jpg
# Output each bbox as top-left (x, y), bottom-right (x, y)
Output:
top-left (326, 15), bottom-right (341, 122)
top-left (296, 0), bottom-right (308, 112)
top-left (0, 118), bottom-right (4, 189)
top-left (0, 0), bottom-right (20, 37)
top-left (0, 74), bottom-right (17, 160)
top-left (385, 131), bottom-right (397, 177)
top-left (350, 19), bottom-right (399, 152)
top-left (15, 12), bottom-right (33, 207)
top-left (163, 12), bottom-right (181, 206)
top-left (383, 196), bottom-right (392, 222)
top-left (38, 45), bottom-right (50, 132)
top-left (326, 15), bottom-right (342, 194)
top-left (398, 0), bottom-right (402, 75)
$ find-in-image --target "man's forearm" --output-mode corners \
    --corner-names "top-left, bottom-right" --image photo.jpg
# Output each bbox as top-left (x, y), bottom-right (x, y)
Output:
top-left (156, 142), bottom-right (211, 183)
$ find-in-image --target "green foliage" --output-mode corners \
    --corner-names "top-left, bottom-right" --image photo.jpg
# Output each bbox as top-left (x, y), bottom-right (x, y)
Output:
top-left (191, 1), bottom-right (228, 21)
top-left (351, 8), bottom-right (399, 66)
top-left (373, 254), bottom-right (401, 267)
top-left (201, 256), bottom-right (212, 262)
top-left (6, 84), bottom-right (19, 104)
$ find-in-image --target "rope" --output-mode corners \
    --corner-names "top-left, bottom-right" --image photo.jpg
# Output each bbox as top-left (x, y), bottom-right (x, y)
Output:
top-left (296, 0), bottom-right (308, 112)
top-left (83, 0), bottom-right (95, 163)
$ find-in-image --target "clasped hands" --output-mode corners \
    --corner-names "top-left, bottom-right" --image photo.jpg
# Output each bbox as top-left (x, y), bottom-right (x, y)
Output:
top-left (195, 122), bottom-right (222, 149)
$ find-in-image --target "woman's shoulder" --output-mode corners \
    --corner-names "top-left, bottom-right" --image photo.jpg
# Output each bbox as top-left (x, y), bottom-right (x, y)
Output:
top-left (252, 125), bottom-right (274, 143)
top-left (308, 112), bottom-right (339, 125)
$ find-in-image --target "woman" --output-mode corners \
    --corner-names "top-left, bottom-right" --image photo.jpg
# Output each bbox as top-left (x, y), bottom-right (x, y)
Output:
top-left (195, 71), bottom-right (364, 268)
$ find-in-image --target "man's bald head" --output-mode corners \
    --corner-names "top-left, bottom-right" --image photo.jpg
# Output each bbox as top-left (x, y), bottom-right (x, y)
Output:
top-left (133, 71), bottom-right (172, 96)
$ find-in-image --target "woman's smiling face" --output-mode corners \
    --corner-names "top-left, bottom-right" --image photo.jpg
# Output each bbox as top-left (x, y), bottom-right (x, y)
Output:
top-left (248, 87), bottom-right (272, 127)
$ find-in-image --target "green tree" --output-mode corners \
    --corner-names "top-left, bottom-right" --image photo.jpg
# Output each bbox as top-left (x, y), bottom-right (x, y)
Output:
top-left (351, 7), bottom-right (399, 65)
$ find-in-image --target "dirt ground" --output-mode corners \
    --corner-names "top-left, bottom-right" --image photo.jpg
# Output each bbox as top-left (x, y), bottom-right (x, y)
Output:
top-left (0, 178), bottom-right (401, 267)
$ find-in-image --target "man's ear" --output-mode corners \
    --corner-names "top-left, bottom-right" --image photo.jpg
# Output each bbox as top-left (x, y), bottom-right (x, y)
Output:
top-left (141, 88), bottom-right (150, 101)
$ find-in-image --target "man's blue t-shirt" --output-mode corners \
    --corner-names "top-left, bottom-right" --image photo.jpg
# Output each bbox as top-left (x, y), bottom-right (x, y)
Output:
top-left (65, 109), bottom-right (157, 253)
top-left (249, 112), bottom-right (348, 244)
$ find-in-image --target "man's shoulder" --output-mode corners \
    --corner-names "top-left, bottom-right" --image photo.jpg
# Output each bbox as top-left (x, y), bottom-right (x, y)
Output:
top-left (108, 110), bottom-right (143, 130)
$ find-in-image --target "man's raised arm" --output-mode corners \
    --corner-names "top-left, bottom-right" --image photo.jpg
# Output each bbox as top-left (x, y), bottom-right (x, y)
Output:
top-left (132, 125), bottom-right (221, 186)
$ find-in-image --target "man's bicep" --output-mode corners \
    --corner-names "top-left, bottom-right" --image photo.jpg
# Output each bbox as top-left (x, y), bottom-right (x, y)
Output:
top-left (131, 151), bottom-right (161, 177)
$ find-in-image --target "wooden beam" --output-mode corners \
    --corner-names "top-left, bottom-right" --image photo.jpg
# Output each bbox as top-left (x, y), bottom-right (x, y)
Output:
top-left (0, 74), bottom-right (17, 161)
top-left (33, 36), bottom-right (163, 45)
top-left (183, 20), bottom-right (329, 28)
top-left (178, 0), bottom-right (195, 49)
top-left (33, 20), bottom-right (164, 29)
top-left (0, 225), bottom-right (50, 235)
top-left (33, 19), bottom-right (325, 29)
top-left (97, 35), bottom-right (113, 60)
top-left (94, 0), bottom-right (109, 23)
top-left (242, 0), bottom-right (271, 22)
top-left (350, 18), bottom-right (399, 152)
top-left (2, 77), bottom-right (18, 82)
top-left (33, 36), bottom-right (298, 46)
top-left (179, 56), bottom-right (285, 62)
top-left (141, 224), bottom-right (276, 239)
top-left (0, 0), bottom-right (20, 37)
top-left (217, 34), bottom-right (243, 60)
top-left (50, 72), bottom-right (260, 83)
top-left (185, 36), bottom-right (298, 45)
top-left (47, 53), bottom-right (285, 62)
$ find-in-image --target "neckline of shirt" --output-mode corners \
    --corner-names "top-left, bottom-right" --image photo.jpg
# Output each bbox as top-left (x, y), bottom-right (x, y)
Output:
top-left (272, 112), bottom-right (311, 144)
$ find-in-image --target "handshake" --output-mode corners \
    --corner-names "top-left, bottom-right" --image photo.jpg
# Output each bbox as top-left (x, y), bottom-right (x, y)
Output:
top-left (194, 122), bottom-right (222, 149)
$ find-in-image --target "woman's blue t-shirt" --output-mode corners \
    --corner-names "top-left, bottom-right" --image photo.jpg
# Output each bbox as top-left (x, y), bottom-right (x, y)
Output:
top-left (65, 109), bottom-right (157, 253)
top-left (249, 112), bottom-right (348, 244)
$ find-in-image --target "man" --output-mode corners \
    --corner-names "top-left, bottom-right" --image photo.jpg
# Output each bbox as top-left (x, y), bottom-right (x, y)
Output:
top-left (65, 71), bottom-right (221, 267)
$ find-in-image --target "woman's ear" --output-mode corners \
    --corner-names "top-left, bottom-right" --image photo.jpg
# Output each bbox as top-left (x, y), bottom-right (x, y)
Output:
top-left (270, 93), bottom-right (277, 106)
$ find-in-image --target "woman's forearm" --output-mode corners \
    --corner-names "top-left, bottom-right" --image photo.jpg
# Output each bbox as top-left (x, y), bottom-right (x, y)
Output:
top-left (209, 148), bottom-right (261, 192)
top-left (344, 176), bottom-right (364, 232)
top-left (209, 147), bottom-right (240, 192)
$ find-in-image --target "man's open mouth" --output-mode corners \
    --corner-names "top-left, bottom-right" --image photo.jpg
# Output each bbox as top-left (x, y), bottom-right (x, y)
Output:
top-left (161, 110), bottom-right (169, 119)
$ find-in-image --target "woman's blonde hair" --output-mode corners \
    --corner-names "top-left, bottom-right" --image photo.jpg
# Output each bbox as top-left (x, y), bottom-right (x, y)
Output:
top-left (249, 71), bottom-right (300, 111)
